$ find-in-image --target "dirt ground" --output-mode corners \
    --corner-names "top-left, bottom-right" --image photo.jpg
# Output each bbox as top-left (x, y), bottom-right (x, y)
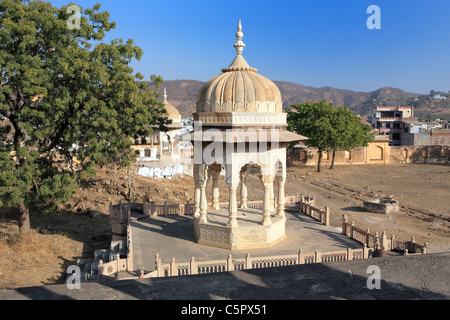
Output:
top-left (0, 163), bottom-right (449, 289)
top-left (279, 164), bottom-right (450, 250)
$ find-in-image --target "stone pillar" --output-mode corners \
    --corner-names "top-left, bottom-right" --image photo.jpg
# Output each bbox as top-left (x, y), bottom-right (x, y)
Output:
top-left (227, 184), bottom-right (238, 227)
top-left (199, 181), bottom-right (208, 223)
top-left (212, 178), bottom-right (220, 210)
top-left (198, 165), bottom-right (208, 223)
top-left (239, 165), bottom-right (249, 209)
top-left (193, 165), bottom-right (200, 218)
top-left (269, 182), bottom-right (275, 212)
top-left (260, 174), bottom-right (274, 226)
top-left (209, 164), bottom-right (221, 210)
top-left (276, 179), bottom-right (286, 219)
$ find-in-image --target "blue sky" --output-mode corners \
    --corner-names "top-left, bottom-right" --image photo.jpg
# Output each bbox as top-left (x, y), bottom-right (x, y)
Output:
top-left (49, 0), bottom-right (450, 94)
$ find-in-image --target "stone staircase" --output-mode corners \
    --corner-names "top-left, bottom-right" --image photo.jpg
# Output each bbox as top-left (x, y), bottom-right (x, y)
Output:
top-left (66, 240), bottom-right (128, 283)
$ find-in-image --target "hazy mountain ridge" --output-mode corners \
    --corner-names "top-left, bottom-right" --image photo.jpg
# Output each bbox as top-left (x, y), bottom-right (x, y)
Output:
top-left (150, 80), bottom-right (448, 119)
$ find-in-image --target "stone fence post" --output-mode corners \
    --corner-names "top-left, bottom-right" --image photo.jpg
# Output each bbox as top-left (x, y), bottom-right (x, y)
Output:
top-left (324, 207), bottom-right (330, 226)
top-left (155, 254), bottom-right (162, 277)
top-left (163, 201), bottom-right (168, 216)
top-left (190, 257), bottom-right (197, 275)
top-left (381, 231), bottom-right (388, 252)
top-left (151, 203), bottom-right (157, 217)
top-left (184, 200), bottom-right (190, 216)
top-left (342, 214), bottom-right (348, 235)
top-left (115, 253), bottom-right (121, 273)
top-left (227, 254), bottom-right (234, 272)
top-left (347, 247), bottom-right (353, 261)
top-left (363, 244), bottom-right (369, 259)
top-left (298, 249), bottom-right (303, 265)
top-left (170, 258), bottom-right (176, 276)
top-left (315, 251), bottom-right (321, 263)
top-left (143, 201), bottom-right (148, 217)
top-left (245, 253), bottom-right (251, 270)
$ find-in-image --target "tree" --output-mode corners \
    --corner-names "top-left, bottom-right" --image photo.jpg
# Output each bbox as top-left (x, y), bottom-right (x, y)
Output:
top-left (0, 1), bottom-right (168, 233)
top-left (287, 101), bottom-right (374, 172)
top-left (328, 106), bottom-right (374, 169)
top-left (287, 100), bottom-right (335, 172)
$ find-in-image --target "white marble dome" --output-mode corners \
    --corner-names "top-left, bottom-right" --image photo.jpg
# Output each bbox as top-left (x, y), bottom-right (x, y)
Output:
top-left (196, 20), bottom-right (283, 114)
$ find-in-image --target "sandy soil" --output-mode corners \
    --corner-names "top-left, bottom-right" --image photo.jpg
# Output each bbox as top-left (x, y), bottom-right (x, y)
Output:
top-left (274, 164), bottom-right (449, 250)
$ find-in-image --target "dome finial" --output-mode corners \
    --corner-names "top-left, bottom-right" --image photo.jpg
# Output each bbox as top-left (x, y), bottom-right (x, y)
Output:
top-left (163, 87), bottom-right (167, 101)
top-left (233, 19), bottom-right (246, 55)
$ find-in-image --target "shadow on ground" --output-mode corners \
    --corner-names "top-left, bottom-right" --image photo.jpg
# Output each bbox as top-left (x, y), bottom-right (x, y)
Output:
top-left (3, 252), bottom-right (449, 301)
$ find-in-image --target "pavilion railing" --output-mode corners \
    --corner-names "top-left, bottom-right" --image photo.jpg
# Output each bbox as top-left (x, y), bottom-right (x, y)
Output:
top-left (140, 193), bottom-right (303, 217)
top-left (138, 246), bottom-right (370, 279)
top-left (341, 214), bottom-right (428, 256)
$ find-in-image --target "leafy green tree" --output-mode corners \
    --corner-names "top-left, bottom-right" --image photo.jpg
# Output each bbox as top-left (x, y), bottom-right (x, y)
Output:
top-left (287, 101), bottom-right (374, 172)
top-left (287, 100), bottom-right (335, 172)
top-left (0, 0), bottom-right (167, 233)
top-left (328, 106), bottom-right (374, 169)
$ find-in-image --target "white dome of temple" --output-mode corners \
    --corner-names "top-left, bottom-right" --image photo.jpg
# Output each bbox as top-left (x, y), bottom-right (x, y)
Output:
top-left (162, 88), bottom-right (181, 124)
top-left (196, 20), bottom-right (283, 116)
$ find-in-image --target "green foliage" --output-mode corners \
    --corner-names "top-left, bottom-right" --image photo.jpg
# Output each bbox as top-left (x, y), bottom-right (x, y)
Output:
top-left (287, 100), bottom-right (374, 171)
top-left (0, 0), bottom-right (167, 214)
top-left (287, 100), bottom-right (335, 152)
top-left (329, 106), bottom-right (374, 152)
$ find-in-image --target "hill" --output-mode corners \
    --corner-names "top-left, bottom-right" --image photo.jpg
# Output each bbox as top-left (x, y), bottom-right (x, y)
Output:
top-left (147, 80), bottom-right (448, 120)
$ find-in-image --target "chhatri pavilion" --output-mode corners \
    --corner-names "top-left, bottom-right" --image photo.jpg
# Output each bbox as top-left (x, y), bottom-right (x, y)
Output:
top-left (184, 20), bottom-right (307, 250)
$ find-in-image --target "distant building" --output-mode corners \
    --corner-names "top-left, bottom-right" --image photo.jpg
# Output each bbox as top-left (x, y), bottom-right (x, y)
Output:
top-left (368, 106), bottom-right (418, 146)
top-left (432, 94), bottom-right (447, 100)
top-left (131, 88), bottom-right (188, 162)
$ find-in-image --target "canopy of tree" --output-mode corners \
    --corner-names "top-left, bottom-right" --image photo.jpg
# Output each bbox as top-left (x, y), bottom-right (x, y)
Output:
top-left (0, 0), bottom-right (168, 232)
top-left (287, 100), bottom-right (374, 172)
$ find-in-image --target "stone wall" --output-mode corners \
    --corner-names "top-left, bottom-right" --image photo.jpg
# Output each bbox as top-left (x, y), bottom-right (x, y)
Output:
top-left (288, 144), bottom-right (449, 167)
top-left (390, 145), bottom-right (449, 164)
top-left (401, 131), bottom-right (450, 147)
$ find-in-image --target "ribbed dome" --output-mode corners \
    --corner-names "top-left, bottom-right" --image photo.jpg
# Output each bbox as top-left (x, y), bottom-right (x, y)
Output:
top-left (196, 21), bottom-right (282, 114)
top-left (162, 88), bottom-right (181, 124)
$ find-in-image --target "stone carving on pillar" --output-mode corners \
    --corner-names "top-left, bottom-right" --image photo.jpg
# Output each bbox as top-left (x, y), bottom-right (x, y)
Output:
top-left (239, 165), bottom-right (250, 209)
top-left (259, 174), bottom-right (275, 226)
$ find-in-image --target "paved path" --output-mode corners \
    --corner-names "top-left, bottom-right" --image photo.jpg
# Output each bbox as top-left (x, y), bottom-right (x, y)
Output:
top-left (131, 208), bottom-right (362, 273)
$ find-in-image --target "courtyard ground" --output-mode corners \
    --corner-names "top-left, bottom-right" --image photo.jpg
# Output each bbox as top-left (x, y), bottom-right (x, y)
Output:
top-left (0, 163), bottom-right (448, 289)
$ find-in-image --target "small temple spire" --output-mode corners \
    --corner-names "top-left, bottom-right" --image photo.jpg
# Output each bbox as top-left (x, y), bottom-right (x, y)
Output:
top-left (163, 87), bottom-right (168, 101)
top-left (233, 19), bottom-right (246, 55)
top-left (222, 19), bottom-right (257, 73)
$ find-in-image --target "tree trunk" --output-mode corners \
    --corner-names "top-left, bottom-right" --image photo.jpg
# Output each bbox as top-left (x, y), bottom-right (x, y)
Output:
top-left (128, 166), bottom-right (133, 200)
top-left (317, 151), bottom-right (322, 172)
top-left (17, 203), bottom-right (31, 234)
top-left (330, 150), bottom-right (336, 169)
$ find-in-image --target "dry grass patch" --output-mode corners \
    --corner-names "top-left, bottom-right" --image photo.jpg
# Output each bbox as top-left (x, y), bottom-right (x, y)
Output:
top-left (0, 208), bottom-right (111, 290)
top-left (0, 226), bottom-right (83, 289)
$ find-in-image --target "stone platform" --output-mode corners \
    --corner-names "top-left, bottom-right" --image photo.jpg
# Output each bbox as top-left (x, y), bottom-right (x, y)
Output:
top-left (193, 208), bottom-right (286, 250)
top-left (130, 210), bottom-right (363, 273)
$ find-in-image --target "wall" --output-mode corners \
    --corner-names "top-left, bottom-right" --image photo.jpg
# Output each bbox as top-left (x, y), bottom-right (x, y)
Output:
top-left (289, 141), bottom-right (390, 167)
top-left (401, 132), bottom-right (450, 146)
top-left (390, 145), bottom-right (449, 164)
top-left (431, 133), bottom-right (450, 146)
top-left (288, 144), bottom-right (449, 167)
